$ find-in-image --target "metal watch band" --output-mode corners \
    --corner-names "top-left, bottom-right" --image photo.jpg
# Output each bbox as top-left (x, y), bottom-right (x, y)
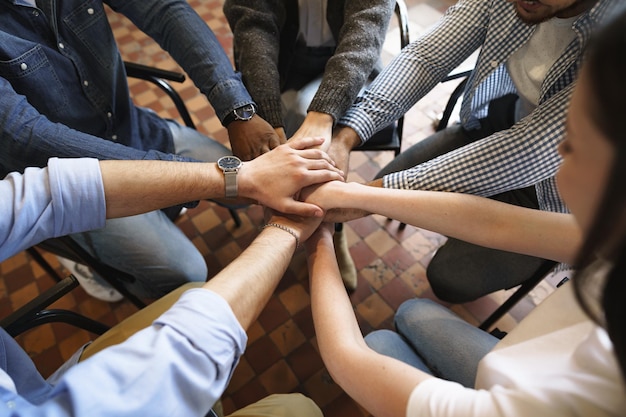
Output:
top-left (224, 170), bottom-right (238, 198)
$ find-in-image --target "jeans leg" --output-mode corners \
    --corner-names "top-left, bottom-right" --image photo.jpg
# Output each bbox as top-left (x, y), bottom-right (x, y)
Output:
top-left (70, 211), bottom-right (207, 299)
top-left (168, 120), bottom-right (231, 162)
top-left (393, 299), bottom-right (498, 387)
top-left (364, 329), bottom-right (433, 374)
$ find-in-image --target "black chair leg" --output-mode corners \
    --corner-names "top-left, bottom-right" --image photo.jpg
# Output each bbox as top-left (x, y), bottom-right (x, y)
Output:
top-left (27, 247), bottom-right (64, 283)
top-left (478, 260), bottom-right (557, 331)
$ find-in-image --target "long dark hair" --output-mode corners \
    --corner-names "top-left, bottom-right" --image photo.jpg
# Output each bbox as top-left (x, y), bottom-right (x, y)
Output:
top-left (572, 10), bottom-right (626, 381)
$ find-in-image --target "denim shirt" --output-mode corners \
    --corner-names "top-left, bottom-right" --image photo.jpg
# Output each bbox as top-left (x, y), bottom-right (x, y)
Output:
top-left (0, 0), bottom-right (253, 177)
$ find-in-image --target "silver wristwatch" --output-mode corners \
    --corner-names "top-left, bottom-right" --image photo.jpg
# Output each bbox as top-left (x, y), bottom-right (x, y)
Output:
top-left (217, 156), bottom-right (243, 198)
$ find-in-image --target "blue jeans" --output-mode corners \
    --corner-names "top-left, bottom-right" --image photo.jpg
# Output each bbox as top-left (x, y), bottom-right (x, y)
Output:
top-left (364, 299), bottom-right (498, 387)
top-left (70, 122), bottom-right (231, 299)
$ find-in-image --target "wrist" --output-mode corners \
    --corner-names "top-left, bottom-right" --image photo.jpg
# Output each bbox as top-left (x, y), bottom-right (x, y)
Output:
top-left (333, 126), bottom-right (361, 150)
top-left (262, 222), bottom-right (300, 248)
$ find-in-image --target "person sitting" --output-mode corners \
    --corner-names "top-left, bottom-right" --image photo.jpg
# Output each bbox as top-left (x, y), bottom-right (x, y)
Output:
top-left (0, 137), bottom-right (341, 416)
top-left (0, 0), bottom-right (279, 302)
top-left (328, 0), bottom-right (624, 303)
top-left (223, 0), bottom-right (394, 290)
top-left (302, 10), bottom-right (626, 416)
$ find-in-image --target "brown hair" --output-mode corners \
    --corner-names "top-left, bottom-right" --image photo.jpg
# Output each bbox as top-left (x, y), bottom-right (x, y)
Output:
top-left (572, 9), bottom-right (626, 381)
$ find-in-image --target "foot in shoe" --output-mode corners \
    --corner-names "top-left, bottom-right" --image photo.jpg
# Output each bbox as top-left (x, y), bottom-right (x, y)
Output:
top-left (56, 257), bottom-right (124, 302)
top-left (333, 229), bottom-right (358, 291)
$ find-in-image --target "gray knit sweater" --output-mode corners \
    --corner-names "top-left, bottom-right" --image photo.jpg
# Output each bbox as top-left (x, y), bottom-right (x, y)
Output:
top-left (224, 0), bottom-right (394, 128)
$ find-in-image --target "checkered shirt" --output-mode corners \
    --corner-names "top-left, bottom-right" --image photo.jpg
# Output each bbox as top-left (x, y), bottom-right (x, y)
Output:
top-left (339, 0), bottom-right (622, 214)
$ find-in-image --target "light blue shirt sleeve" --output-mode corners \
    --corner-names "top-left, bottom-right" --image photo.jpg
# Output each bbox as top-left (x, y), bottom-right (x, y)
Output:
top-left (0, 158), bottom-right (106, 262)
top-left (0, 289), bottom-right (247, 416)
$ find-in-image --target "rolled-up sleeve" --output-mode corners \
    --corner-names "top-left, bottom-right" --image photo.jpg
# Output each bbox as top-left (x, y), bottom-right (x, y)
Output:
top-left (0, 157), bottom-right (105, 261)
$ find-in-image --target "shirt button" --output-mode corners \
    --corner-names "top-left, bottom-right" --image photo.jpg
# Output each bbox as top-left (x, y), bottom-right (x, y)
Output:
top-left (87, 8), bottom-right (94, 14)
top-left (20, 63), bottom-right (28, 70)
top-left (107, 112), bottom-right (113, 118)
top-left (58, 43), bottom-right (65, 49)
top-left (32, 10), bottom-right (39, 16)
top-left (83, 80), bottom-right (89, 87)
top-left (111, 135), bottom-right (118, 140)
top-left (490, 60), bottom-right (499, 68)
top-left (7, 401), bottom-right (15, 408)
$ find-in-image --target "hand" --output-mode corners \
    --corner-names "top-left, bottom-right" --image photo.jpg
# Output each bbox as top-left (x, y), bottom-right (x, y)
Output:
top-left (265, 209), bottom-right (324, 247)
top-left (289, 112), bottom-right (333, 152)
top-left (327, 126), bottom-right (362, 178)
top-left (240, 136), bottom-right (344, 217)
top-left (301, 181), bottom-right (370, 223)
top-left (227, 115), bottom-right (285, 161)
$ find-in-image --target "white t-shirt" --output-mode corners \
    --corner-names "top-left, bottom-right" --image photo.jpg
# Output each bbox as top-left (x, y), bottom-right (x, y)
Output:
top-left (507, 17), bottom-right (577, 120)
top-left (406, 282), bottom-right (626, 416)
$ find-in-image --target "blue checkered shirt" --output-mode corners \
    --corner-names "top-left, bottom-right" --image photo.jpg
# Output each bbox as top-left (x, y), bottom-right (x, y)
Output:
top-left (339, 0), bottom-right (622, 214)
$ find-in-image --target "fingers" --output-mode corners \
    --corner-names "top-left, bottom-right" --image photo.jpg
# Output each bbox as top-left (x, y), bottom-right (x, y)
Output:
top-left (287, 136), bottom-right (326, 150)
top-left (278, 200), bottom-right (325, 218)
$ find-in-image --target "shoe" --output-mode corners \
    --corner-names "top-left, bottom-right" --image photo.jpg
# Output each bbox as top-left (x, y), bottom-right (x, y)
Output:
top-left (333, 228), bottom-right (358, 291)
top-left (56, 257), bottom-right (124, 302)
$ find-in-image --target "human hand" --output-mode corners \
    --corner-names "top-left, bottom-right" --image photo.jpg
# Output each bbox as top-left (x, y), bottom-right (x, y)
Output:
top-left (265, 208), bottom-right (324, 247)
top-left (301, 181), bottom-right (370, 222)
top-left (289, 112), bottom-right (333, 152)
top-left (326, 126), bottom-right (362, 178)
top-left (239, 136), bottom-right (344, 217)
top-left (227, 115), bottom-right (285, 161)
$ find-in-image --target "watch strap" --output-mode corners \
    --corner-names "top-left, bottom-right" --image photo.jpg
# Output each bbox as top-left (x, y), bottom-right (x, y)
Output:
top-left (224, 170), bottom-right (238, 198)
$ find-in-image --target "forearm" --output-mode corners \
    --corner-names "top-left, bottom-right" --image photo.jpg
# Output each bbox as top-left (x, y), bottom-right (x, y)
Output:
top-left (204, 224), bottom-right (297, 329)
top-left (114, 0), bottom-right (253, 122)
top-left (308, 230), bottom-right (429, 417)
top-left (308, 0), bottom-right (393, 121)
top-left (100, 160), bottom-right (221, 219)
top-left (385, 87), bottom-right (573, 199)
top-left (224, 0), bottom-right (284, 126)
top-left (327, 182), bottom-right (581, 263)
top-left (339, 0), bottom-right (486, 143)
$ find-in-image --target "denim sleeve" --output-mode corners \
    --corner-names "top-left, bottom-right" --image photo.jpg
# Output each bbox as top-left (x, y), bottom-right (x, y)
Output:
top-left (0, 77), bottom-right (187, 177)
top-left (107, 0), bottom-right (253, 122)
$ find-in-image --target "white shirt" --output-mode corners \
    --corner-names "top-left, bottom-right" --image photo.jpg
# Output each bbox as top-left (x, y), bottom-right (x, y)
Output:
top-left (407, 283), bottom-right (626, 416)
top-left (297, 0), bottom-right (335, 47)
top-left (507, 17), bottom-right (577, 120)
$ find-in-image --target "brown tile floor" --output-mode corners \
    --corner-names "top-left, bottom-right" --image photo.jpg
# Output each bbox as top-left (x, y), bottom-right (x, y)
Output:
top-left (0, 1), bottom-right (559, 416)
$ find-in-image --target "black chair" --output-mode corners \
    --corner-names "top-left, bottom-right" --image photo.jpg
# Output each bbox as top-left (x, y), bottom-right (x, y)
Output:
top-left (25, 62), bottom-right (248, 308)
top-left (29, 236), bottom-right (147, 308)
top-left (0, 275), bottom-right (110, 338)
top-left (0, 273), bottom-right (222, 417)
top-left (353, 0), bottom-right (410, 156)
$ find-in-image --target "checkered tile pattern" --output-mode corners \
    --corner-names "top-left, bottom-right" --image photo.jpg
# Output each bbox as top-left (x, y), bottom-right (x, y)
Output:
top-left (0, 1), bottom-right (557, 416)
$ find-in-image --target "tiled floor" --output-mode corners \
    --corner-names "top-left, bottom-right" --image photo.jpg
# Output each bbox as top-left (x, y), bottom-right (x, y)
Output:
top-left (0, 1), bottom-right (559, 416)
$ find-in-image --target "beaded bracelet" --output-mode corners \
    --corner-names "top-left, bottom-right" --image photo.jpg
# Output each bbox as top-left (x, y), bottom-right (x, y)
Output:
top-left (261, 223), bottom-right (300, 248)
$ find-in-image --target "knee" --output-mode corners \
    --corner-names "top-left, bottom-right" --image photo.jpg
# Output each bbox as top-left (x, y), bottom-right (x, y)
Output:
top-left (395, 298), bottom-right (446, 334)
top-left (426, 256), bottom-right (480, 303)
top-left (364, 329), bottom-right (401, 354)
top-left (230, 393), bottom-right (322, 417)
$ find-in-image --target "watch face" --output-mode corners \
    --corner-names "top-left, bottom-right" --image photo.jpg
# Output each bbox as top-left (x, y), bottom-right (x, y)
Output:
top-left (218, 156), bottom-right (242, 170)
top-left (234, 104), bottom-right (255, 121)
